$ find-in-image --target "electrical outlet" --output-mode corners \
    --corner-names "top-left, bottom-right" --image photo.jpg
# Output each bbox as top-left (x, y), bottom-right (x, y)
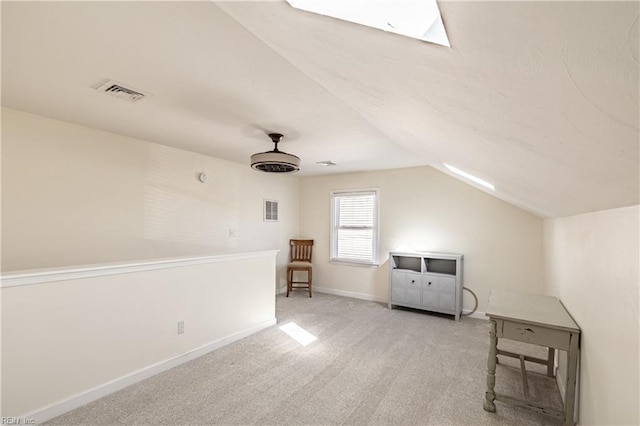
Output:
top-left (177, 321), bottom-right (185, 334)
top-left (228, 228), bottom-right (237, 238)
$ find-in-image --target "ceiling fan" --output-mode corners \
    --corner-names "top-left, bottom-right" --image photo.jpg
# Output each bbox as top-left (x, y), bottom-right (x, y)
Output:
top-left (250, 133), bottom-right (300, 173)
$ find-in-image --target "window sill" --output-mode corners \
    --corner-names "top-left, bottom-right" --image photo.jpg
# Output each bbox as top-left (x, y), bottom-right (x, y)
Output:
top-left (329, 259), bottom-right (379, 268)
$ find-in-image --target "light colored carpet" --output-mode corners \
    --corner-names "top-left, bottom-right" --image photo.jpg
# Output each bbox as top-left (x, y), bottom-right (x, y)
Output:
top-left (45, 293), bottom-right (563, 425)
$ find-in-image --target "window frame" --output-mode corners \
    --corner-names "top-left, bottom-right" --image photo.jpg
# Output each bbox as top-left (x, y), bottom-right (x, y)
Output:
top-left (330, 188), bottom-right (379, 266)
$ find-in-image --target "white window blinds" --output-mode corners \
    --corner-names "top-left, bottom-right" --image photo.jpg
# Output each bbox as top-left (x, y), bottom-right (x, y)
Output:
top-left (331, 190), bottom-right (378, 264)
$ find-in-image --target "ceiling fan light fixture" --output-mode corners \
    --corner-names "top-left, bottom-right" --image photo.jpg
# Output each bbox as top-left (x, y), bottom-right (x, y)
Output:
top-left (251, 133), bottom-right (300, 173)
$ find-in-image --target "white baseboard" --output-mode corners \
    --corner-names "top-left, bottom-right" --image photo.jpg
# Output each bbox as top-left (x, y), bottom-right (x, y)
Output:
top-left (462, 309), bottom-right (487, 320)
top-left (280, 286), bottom-right (487, 320)
top-left (313, 287), bottom-right (387, 303)
top-left (278, 285), bottom-right (385, 302)
top-left (23, 318), bottom-right (277, 425)
top-left (313, 286), bottom-right (387, 303)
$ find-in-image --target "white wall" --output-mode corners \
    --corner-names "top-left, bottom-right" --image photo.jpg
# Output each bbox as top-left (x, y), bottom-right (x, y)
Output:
top-left (543, 205), bottom-right (639, 425)
top-left (1, 108), bottom-right (301, 419)
top-left (2, 252), bottom-right (278, 419)
top-left (299, 167), bottom-right (544, 312)
top-left (1, 108), bottom-right (300, 286)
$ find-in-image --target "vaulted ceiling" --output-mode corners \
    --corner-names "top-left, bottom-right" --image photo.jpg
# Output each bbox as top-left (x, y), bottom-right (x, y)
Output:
top-left (2, 1), bottom-right (638, 218)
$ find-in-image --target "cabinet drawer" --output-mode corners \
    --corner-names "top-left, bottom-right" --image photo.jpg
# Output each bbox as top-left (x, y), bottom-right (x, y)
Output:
top-left (393, 271), bottom-right (421, 287)
top-left (391, 271), bottom-right (421, 305)
top-left (422, 290), bottom-right (455, 311)
top-left (422, 275), bottom-right (455, 294)
top-left (421, 275), bottom-right (455, 311)
top-left (499, 320), bottom-right (571, 351)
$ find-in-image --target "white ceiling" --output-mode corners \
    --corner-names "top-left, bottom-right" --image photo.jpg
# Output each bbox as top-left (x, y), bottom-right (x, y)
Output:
top-left (2, 1), bottom-right (638, 218)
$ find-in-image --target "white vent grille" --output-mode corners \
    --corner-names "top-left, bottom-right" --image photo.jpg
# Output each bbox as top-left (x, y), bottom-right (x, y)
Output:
top-left (264, 199), bottom-right (279, 222)
top-left (93, 79), bottom-right (148, 102)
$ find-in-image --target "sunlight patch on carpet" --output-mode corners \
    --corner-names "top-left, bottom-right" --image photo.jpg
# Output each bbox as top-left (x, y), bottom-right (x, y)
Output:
top-left (279, 322), bottom-right (318, 346)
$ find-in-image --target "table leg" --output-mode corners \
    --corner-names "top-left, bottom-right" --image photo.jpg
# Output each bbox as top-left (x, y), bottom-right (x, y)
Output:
top-left (563, 333), bottom-right (579, 426)
top-left (547, 347), bottom-right (555, 377)
top-left (483, 319), bottom-right (498, 412)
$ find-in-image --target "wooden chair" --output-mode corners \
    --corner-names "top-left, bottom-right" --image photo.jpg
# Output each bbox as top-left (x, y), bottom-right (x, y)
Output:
top-left (287, 239), bottom-right (313, 297)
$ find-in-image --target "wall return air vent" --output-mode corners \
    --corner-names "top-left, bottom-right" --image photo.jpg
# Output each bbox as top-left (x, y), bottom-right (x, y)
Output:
top-left (264, 199), bottom-right (279, 222)
top-left (93, 79), bottom-right (148, 102)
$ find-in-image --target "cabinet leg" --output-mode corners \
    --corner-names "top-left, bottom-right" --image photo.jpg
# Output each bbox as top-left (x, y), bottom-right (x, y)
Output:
top-left (484, 320), bottom-right (498, 412)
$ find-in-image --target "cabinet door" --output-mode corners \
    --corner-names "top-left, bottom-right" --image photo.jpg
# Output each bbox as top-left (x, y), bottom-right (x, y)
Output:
top-left (422, 274), bottom-right (456, 312)
top-left (391, 271), bottom-right (421, 306)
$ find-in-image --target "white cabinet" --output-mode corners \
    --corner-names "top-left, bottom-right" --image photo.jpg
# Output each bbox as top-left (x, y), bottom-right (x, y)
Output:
top-left (388, 252), bottom-right (464, 321)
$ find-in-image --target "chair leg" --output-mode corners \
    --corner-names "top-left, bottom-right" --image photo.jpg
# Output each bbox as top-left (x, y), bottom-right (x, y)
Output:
top-left (286, 268), bottom-right (291, 297)
top-left (308, 269), bottom-right (312, 298)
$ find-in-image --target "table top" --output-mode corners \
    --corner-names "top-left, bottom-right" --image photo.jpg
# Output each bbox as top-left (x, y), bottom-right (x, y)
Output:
top-left (486, 289), bottom-right (580, 333)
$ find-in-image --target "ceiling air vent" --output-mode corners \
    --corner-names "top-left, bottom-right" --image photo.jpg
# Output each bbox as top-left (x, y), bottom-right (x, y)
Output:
top-left (92, 79), bottom-right (148, 102)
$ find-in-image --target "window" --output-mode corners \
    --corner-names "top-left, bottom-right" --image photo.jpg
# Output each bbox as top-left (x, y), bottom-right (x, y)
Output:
top-left (331, 189), bottom-right (378, 265)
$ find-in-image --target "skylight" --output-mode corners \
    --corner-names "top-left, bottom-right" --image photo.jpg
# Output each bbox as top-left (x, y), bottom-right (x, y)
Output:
top-left (285, 0), bottom-right (450, 47)
top-left (444, 163), bottom-right (495, 191)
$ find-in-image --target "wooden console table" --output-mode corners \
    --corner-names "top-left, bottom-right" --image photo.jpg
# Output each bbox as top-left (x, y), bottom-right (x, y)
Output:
top-left (483, 289), bottom-right (580, 426)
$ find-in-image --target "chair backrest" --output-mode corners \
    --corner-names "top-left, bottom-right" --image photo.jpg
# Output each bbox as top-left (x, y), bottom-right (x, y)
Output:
top-left (290, 239), bottom-right (313, 263)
